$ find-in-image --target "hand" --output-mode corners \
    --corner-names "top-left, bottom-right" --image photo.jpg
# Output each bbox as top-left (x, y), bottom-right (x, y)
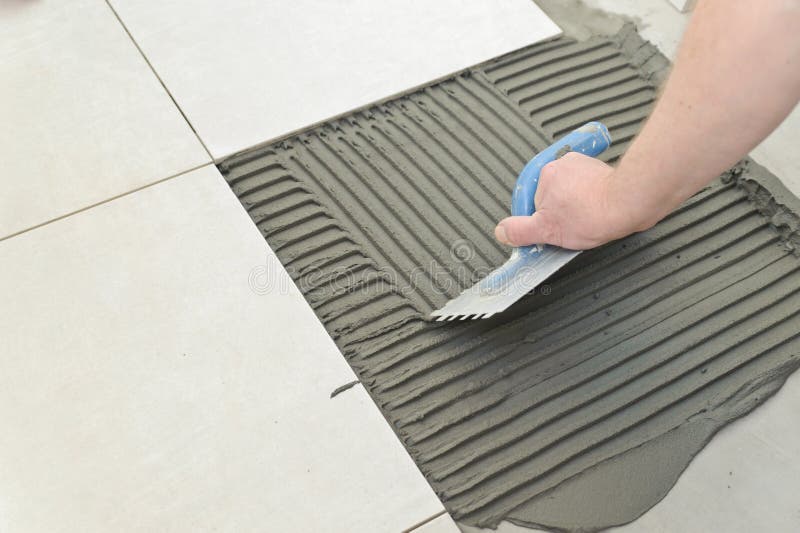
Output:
top-left (494, 152), bottom-right (648, 250)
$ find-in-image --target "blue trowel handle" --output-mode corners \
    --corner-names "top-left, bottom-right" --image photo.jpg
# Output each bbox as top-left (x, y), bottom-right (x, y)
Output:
top-left (511, 121), bottom-right (612, 218)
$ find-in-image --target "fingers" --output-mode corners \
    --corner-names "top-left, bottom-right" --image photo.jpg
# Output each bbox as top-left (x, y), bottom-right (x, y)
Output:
top-left (495, 213), bottom-right (562, 247)
top-left (495, 161), bottom-right (560, 247)
top-left (494, 152), bottom-right (614, 248)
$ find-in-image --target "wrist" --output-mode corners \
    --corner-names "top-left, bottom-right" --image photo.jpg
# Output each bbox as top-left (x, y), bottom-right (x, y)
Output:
top-left (601, 168), bottom-right (664, 238)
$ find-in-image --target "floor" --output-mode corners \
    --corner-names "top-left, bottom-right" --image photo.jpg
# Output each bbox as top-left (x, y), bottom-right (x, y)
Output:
top-left (594, 1), bottom-right (800, 531)
top-left (468, 1), bottom-right (800, 532)
top-left (0, 1), bottom-right (556, 531)
top-left (0, 1), bottom-right (797, 532)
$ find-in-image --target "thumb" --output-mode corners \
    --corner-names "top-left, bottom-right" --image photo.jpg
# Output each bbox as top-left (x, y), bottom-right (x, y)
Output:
top-left (494, 213), bottom-right (561, 247)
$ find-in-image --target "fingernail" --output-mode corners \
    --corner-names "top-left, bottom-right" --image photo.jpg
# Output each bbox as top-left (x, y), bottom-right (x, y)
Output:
top-left (495, 224), bottom-right (510, 245)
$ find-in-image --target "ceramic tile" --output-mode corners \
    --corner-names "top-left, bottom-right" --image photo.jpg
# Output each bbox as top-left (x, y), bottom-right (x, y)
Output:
top-left (0, 165), bottom-right (442, 533)
top-left (752, 106), bottom-right (800, 197)
top-left (0, 0), bottom-right (209, 241)
top-left (410, 513), bottom-right (462, 533)
top-left (108, 0), bottom-right (561, 159)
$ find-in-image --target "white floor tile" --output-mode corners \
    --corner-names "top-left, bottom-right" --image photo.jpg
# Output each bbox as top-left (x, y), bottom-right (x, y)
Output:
top-left (752, 105), bottom-right (800, 196)
top-left (0, 165), bottom-right (442, 533)
top-left (0, 0), bottom-right (209, 240)
top-left (108, 0), bottom-right (561, 159)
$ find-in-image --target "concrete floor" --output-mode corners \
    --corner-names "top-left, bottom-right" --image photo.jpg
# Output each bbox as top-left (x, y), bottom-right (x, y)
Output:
top-left (463, 1), bottom-right (800, 531)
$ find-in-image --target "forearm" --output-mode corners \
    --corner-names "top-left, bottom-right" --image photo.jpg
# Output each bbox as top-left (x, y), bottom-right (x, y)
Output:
top-left (609, 0), bottom-right (800, 231)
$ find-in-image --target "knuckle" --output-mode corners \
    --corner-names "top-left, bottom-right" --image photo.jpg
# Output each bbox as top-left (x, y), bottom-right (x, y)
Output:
top-left (540, 161), bottom-right (558, 183)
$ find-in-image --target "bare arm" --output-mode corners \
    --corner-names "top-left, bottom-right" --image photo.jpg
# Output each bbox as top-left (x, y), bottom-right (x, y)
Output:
top-left (495, 0), bottom-right (800, 249)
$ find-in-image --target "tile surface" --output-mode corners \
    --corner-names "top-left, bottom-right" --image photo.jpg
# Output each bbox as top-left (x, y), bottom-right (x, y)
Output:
top-left (0, 165), bottom-right (442, 533)
top-left (752, 106), bottom-right (800, 196)
top-left (109, 0), bottom-right (561, 159)
top-left (0, 0), bottom-right (209, 240)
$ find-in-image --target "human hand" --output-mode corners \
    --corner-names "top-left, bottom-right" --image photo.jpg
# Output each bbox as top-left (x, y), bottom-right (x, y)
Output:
top-left (494, 152), bottom-right (649, 250)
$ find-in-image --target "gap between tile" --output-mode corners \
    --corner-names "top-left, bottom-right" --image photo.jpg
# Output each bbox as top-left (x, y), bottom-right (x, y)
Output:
top-left (404, 510), bottom-right (448, 533)
top-left (0, 162), bottom-right (211, 244)
top-left (104, 0), bottom-right (214, 161)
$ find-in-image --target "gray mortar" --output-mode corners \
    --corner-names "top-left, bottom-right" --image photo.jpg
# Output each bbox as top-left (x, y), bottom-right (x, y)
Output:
top-left (536, 0), bottom-right (634, 42)
top-left (219, 22), bottom-right (800, 533)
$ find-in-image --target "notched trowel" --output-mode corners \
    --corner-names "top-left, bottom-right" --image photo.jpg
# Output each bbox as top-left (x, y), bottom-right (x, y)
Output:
top-left (431, 121), bottom-right (612, 321)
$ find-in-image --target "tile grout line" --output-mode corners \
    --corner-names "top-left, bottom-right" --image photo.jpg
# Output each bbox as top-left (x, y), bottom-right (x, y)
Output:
top-left (0, 163), bottom-right (212, 244)
top-left (403, 509), bottom-right (448, 532)
top-left (104, 0), bottom-right (215, 161)
top-left (1, 2), bottom-right (221, 244)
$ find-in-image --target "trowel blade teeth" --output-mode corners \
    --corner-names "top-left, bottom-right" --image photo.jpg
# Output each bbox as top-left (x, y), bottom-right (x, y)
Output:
top-left (430, 247), bottom-right (582, 320)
